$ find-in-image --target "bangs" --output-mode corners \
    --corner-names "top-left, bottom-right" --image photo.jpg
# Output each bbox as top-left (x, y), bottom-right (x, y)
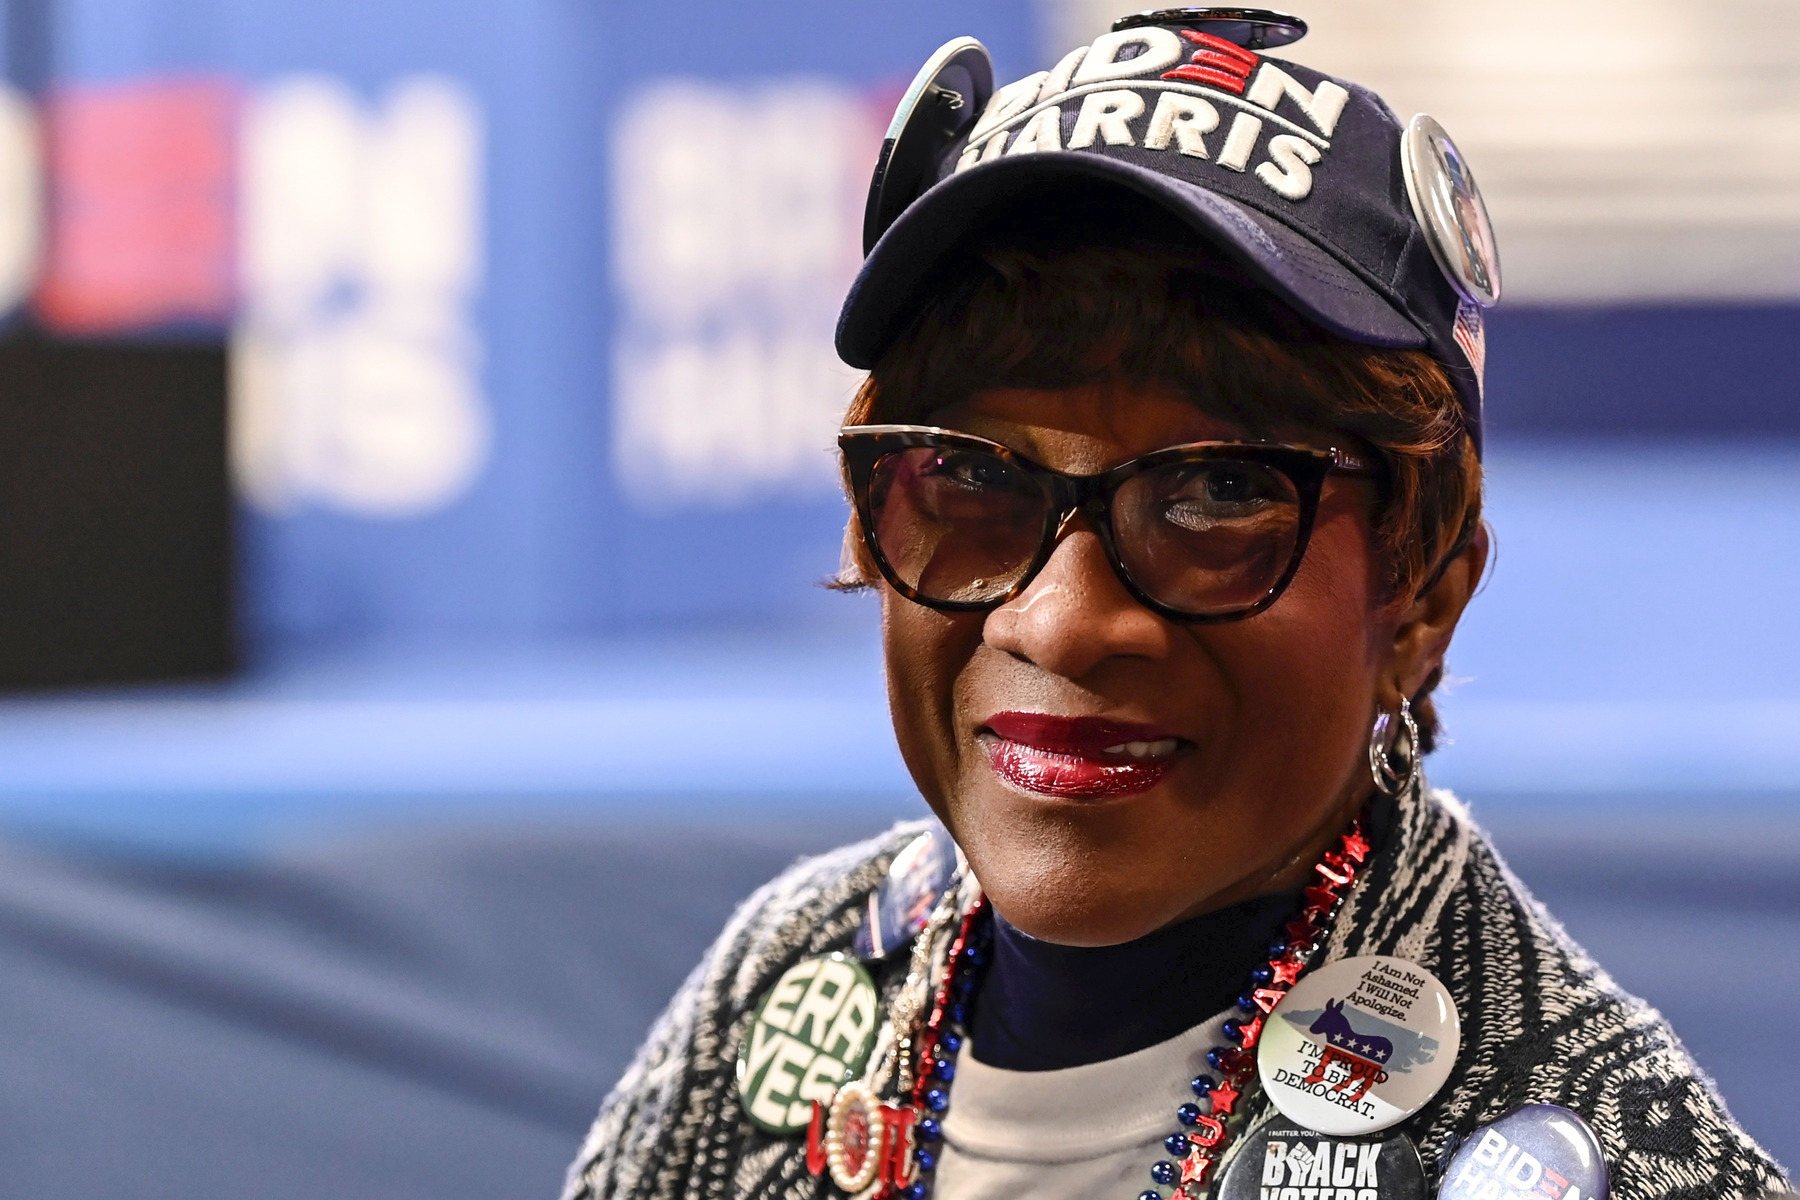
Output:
top-left (868, 242), bottom-right (1367, 440)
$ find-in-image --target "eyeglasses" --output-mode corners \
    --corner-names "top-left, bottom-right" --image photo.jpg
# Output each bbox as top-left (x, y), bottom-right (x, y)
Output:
top-left (839, 424), bottom-right (1376, 623)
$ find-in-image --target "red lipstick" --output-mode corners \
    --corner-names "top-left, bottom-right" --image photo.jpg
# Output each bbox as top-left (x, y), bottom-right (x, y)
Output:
top-left (979, 711), bottom-right (1187, 799)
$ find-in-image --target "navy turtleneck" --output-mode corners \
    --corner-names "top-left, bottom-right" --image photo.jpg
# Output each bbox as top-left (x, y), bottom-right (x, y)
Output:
top-left (968, 796), bottom-right (1396, 1072)
top-left (968, 887), bottom-right (1299, 1071)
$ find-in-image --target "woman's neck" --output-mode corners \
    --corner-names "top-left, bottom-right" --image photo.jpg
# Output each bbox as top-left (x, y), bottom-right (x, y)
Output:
top-left (966, 793), bottom-right (1397, 1072)
top-left (967, 888), bottom-right (1299, 1071)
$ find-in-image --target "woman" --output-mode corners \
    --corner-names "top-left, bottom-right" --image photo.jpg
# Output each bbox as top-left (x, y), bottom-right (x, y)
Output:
top-left (567, 12), bottom-right (1788, 1200)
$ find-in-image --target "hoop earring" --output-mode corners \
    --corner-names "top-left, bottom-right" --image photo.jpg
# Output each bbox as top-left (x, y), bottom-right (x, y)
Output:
top-left (1368, 699), bottom-right (1420, 797)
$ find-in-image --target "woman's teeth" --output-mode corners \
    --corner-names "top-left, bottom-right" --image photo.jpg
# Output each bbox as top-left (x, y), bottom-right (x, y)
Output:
top-left (1101, 738), bottom-right (1181, 760)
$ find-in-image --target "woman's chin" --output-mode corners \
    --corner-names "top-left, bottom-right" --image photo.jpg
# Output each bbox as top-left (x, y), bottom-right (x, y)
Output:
top-left (985, 883), bottom-right (1186, 948)
top-left (954, 822), bottom-right (1199, 947)
top-left (944, 758), bottom-right (1246, 945)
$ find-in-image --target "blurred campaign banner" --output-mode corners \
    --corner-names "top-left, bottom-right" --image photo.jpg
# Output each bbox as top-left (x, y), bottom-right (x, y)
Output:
top-left (0, 71), bottom-right (485, 518)
top-left (233, 75), bottom-right (488, 518)
top-left (0, 0), bottom-right (1036, 651)
top-left (610, 80), bottom-right (876, 511)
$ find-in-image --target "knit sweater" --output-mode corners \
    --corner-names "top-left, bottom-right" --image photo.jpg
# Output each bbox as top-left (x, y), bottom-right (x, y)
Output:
top-left (563, 786), bottom-right (1790, 1200)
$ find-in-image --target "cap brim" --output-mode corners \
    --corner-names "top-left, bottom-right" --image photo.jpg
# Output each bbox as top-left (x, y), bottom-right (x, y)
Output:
top-left (837, 152), bottom-right (1428, 370)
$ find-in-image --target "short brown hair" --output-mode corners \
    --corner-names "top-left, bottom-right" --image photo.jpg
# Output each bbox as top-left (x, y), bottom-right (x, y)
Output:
top-left (836, 227), bottom-right (1483, 752)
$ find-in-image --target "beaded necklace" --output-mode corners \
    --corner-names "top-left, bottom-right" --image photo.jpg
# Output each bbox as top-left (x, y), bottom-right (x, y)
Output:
top-left (807, 812), bottom-right (1372, 1200)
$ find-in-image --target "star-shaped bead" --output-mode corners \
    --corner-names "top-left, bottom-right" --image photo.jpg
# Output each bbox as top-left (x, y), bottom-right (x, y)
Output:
top-left (1236, 1016), bottom-right (1264, 1049)
top-left (1303, 884), bottom-right (1338, 911)
top-left (1270, 957), bottom-right (1303, 986)
top-left (1207, 1077), bottom-right (1241, 1115)
top-left (1179, 1153), bottom-right (1215, 1187)
top-left (1341, 826), bottom-right (1371, 862)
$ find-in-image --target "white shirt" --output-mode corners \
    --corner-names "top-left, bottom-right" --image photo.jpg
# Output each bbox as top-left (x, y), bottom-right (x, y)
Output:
top-left (935, 1008), bottom-right (1232, 1200)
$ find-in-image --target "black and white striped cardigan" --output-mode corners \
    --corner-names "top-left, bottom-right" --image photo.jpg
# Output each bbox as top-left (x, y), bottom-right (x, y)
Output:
top-left (564, 786), bottom-right (1789, 1200)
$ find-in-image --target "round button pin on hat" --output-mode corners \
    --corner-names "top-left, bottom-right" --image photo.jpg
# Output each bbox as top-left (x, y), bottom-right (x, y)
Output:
top-left (1438, 1104), bottom-right (1610, 1200)
top-left (1258, 954), bottom-right (1461, 1135)
top-left (736, 954), bottom-right (880, 1134)
top-left (863, 37), bottom-right (994, 253)
top-left (1216, 1120), bottom-right (1427, 1200)
top-left (1111, 6), bottom-right (1308, 49)
top-left (1401, 113), bottom-right (1501, 309)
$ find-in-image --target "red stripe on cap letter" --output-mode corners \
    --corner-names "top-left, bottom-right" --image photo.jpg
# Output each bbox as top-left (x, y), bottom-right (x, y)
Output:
top-left (1162, 64), bottom-right (1251, 94)
top-left (1183, 48), bottom-right (1254, 78)
top-left (1180, 29), bottom-right (1259, 68)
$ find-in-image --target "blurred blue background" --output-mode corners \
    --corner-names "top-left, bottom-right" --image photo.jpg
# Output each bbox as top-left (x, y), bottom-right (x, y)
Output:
top-left (0, 0), bottom-right (1793, 1195)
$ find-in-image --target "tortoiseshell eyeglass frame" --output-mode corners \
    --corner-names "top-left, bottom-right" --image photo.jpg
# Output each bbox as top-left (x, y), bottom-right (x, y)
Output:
top-left (838, 423), bottom-right (1377, 623)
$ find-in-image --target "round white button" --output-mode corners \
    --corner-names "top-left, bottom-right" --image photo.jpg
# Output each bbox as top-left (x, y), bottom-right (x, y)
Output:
top-left (1258, 954), bottom-right (1460, 1135)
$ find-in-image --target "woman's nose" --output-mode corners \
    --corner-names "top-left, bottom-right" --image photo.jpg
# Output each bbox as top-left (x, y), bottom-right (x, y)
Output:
top-left (982, 522), bottom-right (1174, 679)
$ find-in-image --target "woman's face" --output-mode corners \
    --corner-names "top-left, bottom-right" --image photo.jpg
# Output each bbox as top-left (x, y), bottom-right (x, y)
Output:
top-left (879, 379), bottom-right (1479, 947)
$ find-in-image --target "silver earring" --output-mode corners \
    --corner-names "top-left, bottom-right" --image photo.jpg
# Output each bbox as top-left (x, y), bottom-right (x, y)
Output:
top-left (1368, 699), bottom-right (1420, 797)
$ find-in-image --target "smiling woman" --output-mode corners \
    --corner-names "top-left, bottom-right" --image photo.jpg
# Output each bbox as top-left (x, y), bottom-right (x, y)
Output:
top-left (832, 229), bottom-right (1482, 953)
top-left (565, 11), bottom-right (1788, 1200)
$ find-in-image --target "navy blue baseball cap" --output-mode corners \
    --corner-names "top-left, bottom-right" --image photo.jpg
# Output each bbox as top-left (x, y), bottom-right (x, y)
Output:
top-left (836, 8), bottom-right (1501, 452)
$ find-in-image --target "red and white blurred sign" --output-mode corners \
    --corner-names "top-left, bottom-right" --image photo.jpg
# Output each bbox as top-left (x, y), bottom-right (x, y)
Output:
top-left (35, 78), bottom-right (237, 332)
top-left (0, 73), bottom-right (488, 520)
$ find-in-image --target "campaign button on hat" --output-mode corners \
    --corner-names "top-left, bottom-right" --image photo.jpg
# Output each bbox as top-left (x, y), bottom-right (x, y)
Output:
top-left (855, 823), bottom-right (959, 960)
top-left (1217, 1119), bottom-right (1425, 1200)
top-left (864, 37), bottom-right (994, 253)
top-left (1259, 954), bottom-right (1461, 1135)
top-left (1401, 113), bottom-right (1500, 309)
top-left (1439, 1104), bottom-right (1610, 1200)
top-left (736, 953), bottom-right (880, 1134)
top-left (1111, 6), bottom-right (1308, 51)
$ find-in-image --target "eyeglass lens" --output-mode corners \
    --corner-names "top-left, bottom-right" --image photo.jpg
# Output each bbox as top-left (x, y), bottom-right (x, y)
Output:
top-left (866, 446), bottom-right (1305, 615)
top-left (868, 447), bottom-right (1047, 603)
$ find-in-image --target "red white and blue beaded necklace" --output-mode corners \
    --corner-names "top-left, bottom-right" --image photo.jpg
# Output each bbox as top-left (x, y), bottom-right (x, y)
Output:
top-left (804, 812), bottom-right (1373, 1199)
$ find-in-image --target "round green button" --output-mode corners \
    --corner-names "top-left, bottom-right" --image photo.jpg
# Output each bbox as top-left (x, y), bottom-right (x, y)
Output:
top-left (736, 953), bottom-right (880, 1134)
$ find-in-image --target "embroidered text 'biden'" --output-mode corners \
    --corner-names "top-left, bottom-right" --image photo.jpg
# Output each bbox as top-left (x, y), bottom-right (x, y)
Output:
top-left (955, 27), bottom-right (1350, 204)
